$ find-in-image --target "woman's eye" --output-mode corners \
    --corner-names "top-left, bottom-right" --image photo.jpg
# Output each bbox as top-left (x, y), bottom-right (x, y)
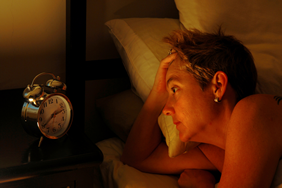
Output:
top-left (171, 87), bottom-right (178, 93)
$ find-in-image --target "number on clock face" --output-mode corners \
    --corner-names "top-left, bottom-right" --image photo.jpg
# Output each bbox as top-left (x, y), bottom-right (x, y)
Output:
top-left (38, 95), bottom-right (71, 137)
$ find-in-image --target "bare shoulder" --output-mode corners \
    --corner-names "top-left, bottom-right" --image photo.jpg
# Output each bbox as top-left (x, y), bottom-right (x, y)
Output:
top-left (232, 94), bottom-right (282, 119)
top-left (228, 93), bottom-right (282, 152)
top-left (220, 94), bottom-right (282, 187)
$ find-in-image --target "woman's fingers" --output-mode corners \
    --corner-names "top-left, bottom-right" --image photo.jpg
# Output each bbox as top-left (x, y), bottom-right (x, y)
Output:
top-left (159, 50), bottom-right (177, 69)
top-left (152, 51), bottom-right (177, 93)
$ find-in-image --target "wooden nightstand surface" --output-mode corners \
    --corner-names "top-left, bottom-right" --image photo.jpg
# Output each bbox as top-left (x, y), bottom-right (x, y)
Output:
top-left (0, 89), bottom-right (103, 186)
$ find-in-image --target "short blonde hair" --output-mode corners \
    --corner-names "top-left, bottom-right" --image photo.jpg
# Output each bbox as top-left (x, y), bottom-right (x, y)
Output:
top-left (163, 28), bottom-right (257, 102)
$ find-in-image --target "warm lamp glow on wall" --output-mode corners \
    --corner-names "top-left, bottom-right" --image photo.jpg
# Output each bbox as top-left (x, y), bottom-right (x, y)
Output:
top-left (0, 0), bottom-right (66, 90)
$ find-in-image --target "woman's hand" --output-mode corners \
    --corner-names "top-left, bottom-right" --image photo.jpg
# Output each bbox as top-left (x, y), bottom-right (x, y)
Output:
top-left (152, 50), bottom-right (177, 94)
top-left (178, 169), bottom-right (216, 188)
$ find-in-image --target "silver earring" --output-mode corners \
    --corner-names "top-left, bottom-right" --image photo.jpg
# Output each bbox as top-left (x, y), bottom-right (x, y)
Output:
top-left (214, 97), bottom-right (219, 103)
top-left (168, 49), bottom-right (172, 55)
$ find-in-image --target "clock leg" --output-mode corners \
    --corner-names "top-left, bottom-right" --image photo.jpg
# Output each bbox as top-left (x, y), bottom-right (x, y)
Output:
top-left (38, 136), bottom-right (44, 147)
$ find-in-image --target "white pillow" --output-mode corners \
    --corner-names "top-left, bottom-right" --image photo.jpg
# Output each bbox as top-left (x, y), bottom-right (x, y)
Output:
top-left (158, 113), bottom-right (199, 157)
top-left (105, 18), bottom-right (191, 157)
top-left (96, 90), bottom-right (144, 142)
top-left (175, 0), bottom-right (282, 95)
top-left (105, 18), bottom-right (180, 102)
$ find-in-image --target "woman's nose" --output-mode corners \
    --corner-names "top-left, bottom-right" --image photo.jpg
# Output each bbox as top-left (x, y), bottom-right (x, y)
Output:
top-left (162, 100), bottom-right (175, 116)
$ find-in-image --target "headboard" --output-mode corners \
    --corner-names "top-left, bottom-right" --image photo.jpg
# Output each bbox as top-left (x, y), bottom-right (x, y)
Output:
top-left (66, 0), bottom-right (179, 139)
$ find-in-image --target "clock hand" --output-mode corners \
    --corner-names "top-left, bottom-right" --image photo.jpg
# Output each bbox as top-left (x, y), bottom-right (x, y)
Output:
top-left (51, 108), bottom-right (63, 125)
top-left (52, 114), bottom-right (55, 128)
top-left (41, 108), bottom-right (64, 128)
top-left (54, 109), bottom-right (63, 115)
top-left (41, 113), bottom-right (55, 128)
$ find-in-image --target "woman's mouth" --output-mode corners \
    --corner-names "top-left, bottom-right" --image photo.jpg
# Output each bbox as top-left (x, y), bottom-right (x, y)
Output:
top-left (173, 121), bottom-right (181, 127)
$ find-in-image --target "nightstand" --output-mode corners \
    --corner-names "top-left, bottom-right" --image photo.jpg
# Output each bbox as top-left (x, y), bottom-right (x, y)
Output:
top-left (0, 89), bottom-right (103, 188)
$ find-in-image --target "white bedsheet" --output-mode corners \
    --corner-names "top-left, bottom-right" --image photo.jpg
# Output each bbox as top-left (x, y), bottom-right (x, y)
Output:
top-left (96, 137), bottom-right (179, 188)
top-left (97, 137), bottom-right (282, 188)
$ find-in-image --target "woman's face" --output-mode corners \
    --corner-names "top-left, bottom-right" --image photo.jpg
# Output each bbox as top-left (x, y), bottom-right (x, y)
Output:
top-left (163, 55), bottom-right (215, 142)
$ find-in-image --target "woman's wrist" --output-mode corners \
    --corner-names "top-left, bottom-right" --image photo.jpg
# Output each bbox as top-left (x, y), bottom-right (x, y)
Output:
top-left (144, 90), bottom-right (167, 116)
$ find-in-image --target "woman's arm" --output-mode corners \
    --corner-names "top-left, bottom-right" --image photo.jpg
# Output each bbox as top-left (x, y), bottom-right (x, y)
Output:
top-left (120, 89), bottom-right (166, 166)
top-left (120, 52), bottom-right (176, 166)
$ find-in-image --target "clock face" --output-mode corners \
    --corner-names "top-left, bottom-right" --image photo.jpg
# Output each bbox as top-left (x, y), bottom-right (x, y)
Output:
top-left (37, 94), bottom-right (72, 139)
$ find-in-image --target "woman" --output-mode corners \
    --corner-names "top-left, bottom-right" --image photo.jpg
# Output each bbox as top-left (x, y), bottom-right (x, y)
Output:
top-left (121, 28), bottom-right (282, 187)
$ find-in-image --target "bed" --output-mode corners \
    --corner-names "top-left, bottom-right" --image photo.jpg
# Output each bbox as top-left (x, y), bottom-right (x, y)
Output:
top-left (95, 0), bottom-right (282, 187)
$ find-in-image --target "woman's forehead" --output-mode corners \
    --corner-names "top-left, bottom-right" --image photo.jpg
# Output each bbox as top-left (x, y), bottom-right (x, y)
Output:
top-left (167, 58), bottom-right (190, 83)
top-left (168, 55), bottom-right (186, 73)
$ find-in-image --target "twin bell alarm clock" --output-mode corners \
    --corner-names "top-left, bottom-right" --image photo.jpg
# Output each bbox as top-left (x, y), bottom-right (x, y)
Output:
top-left (21, 72), bottom-right (73, 147)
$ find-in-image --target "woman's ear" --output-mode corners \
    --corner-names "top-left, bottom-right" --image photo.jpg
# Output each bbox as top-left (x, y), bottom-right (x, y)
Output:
top-left (211, 71), bottom-right (228, 101)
